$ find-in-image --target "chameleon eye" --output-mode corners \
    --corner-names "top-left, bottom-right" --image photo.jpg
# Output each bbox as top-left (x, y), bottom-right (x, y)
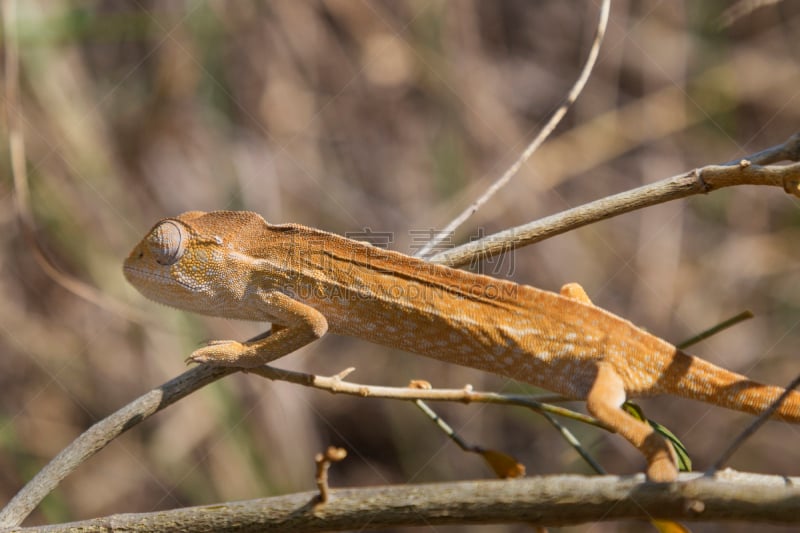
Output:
top-left (148, 221), bottom-right (187, 266)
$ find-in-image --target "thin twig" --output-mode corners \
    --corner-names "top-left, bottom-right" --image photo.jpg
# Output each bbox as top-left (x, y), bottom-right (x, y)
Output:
top-left (539, 410), bottom-right (607, 475)
top-left (707, 373), bottom-right (800, 475)
top-left (676, 310), bottom-right (754, 350)
top-left (414, 398), bottom-right (527, 479)
top-left (314, 447), bottom-right (347, 504)
top-left (414, 0), bottom-right (610, 258)
top-left (722, 131), bottom-right (800, 165)
top-left (247, 365), bottom-right (600, 426)
top-left (259, 366), bottom-right (608, 475)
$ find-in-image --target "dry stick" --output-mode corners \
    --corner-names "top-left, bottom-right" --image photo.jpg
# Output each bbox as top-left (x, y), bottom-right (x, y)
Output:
top-left (314, 447), bottom-right (347, 504)
top-left (414, 396), bottom-right (603, 479)
top-left (249, 366), bottom-right (599, 427)
top-left (676, 310), bottom-right (754, 350)
top-left (414, 0), bottom-right (610, 258)
top-left (9, 474), bottom-right (800, 532)
top-left (0, 365), bottom-right (237, 528)
top-left (533, 410), bottom-right (608, 476)
top-left (410, 380), bottom-right (605, 475)
top-left (412, 397), bottom-right (598, 478)
top-left (414, 398), bottom-right (529, 479)
top-left (430, 150), bottom-right (800, 268)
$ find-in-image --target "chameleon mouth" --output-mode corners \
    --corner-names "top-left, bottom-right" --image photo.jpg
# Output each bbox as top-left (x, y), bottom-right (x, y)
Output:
top-left (122, 265), bottom-right (199, 292)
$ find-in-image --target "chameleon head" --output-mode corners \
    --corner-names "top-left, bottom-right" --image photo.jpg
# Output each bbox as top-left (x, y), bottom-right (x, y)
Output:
top-left (123, 211), bottom-right (244, 316)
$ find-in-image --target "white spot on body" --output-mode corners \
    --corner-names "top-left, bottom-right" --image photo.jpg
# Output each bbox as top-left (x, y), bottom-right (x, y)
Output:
top-left (558, 344), bottom-right (575, 357)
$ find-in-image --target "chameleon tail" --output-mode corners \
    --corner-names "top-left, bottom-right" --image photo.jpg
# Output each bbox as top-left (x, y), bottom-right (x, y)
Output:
top-left (663, 350), bottom-right (800, 423)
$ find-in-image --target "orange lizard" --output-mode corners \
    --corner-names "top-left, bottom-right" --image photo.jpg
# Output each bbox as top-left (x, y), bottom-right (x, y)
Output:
top-left (123, 210), bottom-right (800, 482)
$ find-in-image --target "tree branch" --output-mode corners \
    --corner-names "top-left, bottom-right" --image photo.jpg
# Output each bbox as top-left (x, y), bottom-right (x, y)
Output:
top-left (430, 136), bottom-right (800, 267)
top-left (0, 365), bottom-right (237, 528)
top-left (9, 472), bottom-right (800, 532)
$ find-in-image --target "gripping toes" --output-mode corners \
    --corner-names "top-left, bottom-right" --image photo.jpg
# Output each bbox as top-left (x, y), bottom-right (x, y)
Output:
top-left (646, 448), bottom-right (679, 482)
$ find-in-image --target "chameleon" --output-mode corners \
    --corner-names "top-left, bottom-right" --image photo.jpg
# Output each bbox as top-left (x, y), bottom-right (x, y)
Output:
top-left (123, 210), bottom-right (800, 482)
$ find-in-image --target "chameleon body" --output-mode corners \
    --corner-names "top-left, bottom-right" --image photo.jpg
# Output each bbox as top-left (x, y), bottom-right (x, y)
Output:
top-left (123, 210), bottom-right (800, 481)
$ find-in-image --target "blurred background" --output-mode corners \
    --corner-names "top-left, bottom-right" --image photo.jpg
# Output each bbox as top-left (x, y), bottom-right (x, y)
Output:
top-left (1, 1), bottom-right (800, 531)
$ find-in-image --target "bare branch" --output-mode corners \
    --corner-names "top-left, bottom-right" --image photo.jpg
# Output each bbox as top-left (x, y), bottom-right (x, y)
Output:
top-left (430, 139), bottom-right (800, 268)
top-left (0, 365), bottom-right (237, 528)
top-left (10, 472), bottom-right (800, 532)
top-left (314, 447), bottom-right (347, 504)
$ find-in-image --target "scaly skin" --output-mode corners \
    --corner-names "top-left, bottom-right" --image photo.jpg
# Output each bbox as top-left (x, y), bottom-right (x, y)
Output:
top-left (123, 210), bottom-right (800, 481)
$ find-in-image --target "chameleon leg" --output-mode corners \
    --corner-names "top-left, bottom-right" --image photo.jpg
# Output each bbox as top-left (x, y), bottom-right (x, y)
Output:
top-left (189, 293), bottom-right (329, 368)
top-left (560, 282), bottom-right (592, 303)
top-left (586, 362), bottom-right (678, 482)
top-left (563, 283), bottom-right (678, 480)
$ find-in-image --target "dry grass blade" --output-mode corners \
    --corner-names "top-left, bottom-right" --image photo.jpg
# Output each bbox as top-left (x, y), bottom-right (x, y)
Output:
top-left (414, 0), bottom-right (610, 258)
top-left (2, 0), bottom-right (153, 327)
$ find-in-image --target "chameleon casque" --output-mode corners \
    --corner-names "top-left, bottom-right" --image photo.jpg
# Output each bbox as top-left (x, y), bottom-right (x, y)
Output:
top-left (123, 210), bottom-right (800, 481)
